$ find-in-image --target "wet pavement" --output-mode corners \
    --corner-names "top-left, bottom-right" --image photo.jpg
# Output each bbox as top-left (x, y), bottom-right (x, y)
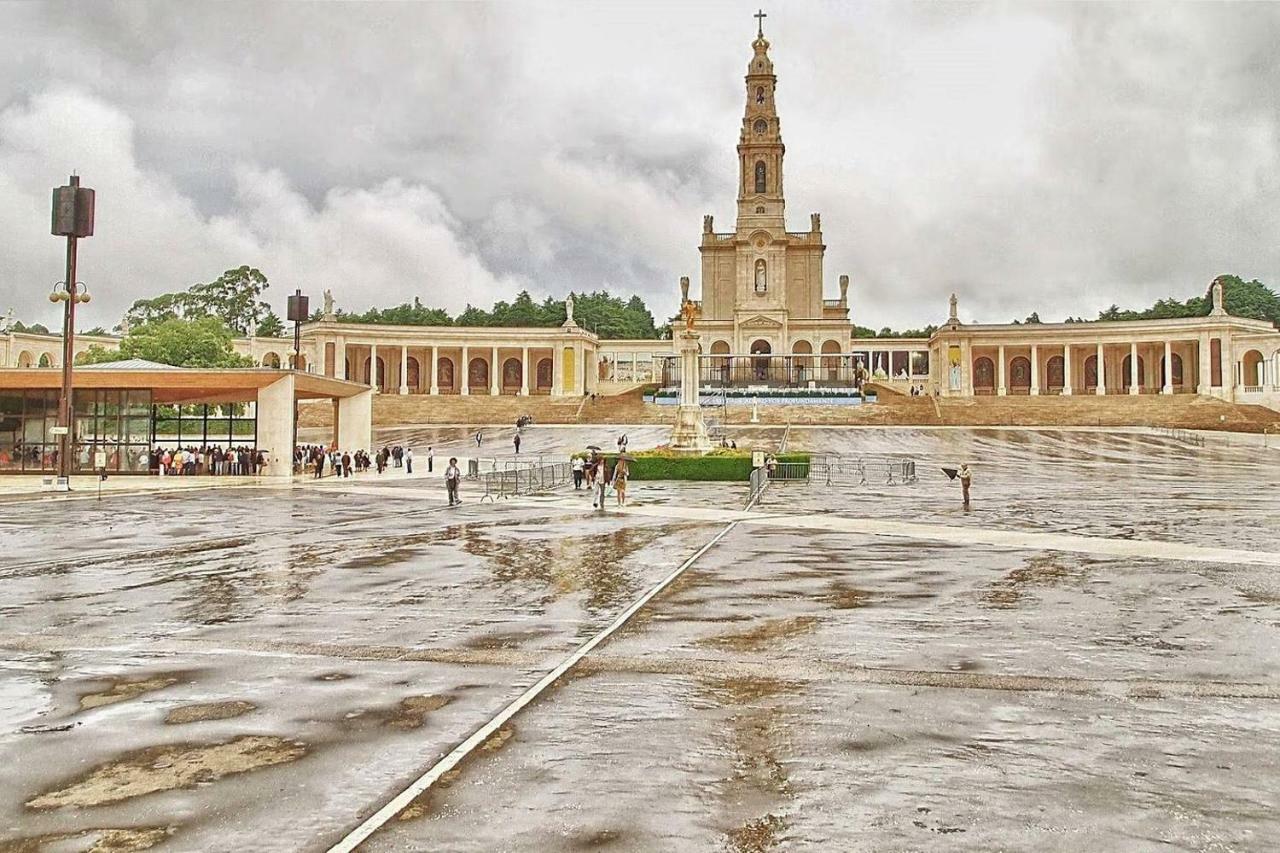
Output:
top-left (1, 427), bottom-right (1278, 851)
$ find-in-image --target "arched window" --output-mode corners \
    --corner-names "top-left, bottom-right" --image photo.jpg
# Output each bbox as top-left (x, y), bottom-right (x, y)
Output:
top-left (38, 353), bottom-right (53, 368)
top-left (502, 357), bottom-right (522, 390)
top-left (1084, 355), bottom-right (1099, 389)
top-left (406, 357), bottom-right (420, 389)
top-left (974, 357), bottom-right (995, 390)
top-left (437, 357), bottom-right (455, 391)
top-left (1242, 350), bottom-right (1264, 387)
top-left (1010, 356), bottom-right (1032, 391)
top-left (262, 352), bottom-right (281, 369)
top-left (756, 86), bottom-right (765, 104)
top-left (468, 357), bottom-right (489, 390)
top-left (754, 259), bottom-right (767, 294)
top-left (536, 358), bottom-right (553, 390)
top-left (755, 161), bottom-right (766, 193)
top-left (1046, 355), bottom-right (1064, 390)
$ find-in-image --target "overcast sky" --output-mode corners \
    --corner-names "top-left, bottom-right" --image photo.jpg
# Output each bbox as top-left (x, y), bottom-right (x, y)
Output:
top-left (2, 1), bottom-right (1278, 332)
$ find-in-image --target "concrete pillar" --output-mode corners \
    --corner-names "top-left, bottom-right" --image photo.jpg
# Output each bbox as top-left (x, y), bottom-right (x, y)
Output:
top-left (1030, 344), bottom-right (1040, 395)
top-left (337, 389), bottom-right (373, 455)
top-left (1096, 343), bottom-right (1106, 395)
top-left (1219, 335), bottom-right (1231, 400)
top-left (370, 343), bottom-right (379, 393)
top-left (255, 374), bottom-right (296, 479)
top-left (960, 339), bottom-right (972, 395)
top-left (552, 345), bottom-right (564, 397)
top-left (336, 337), bottom-right (347, 380)
top-left (1162, 340), bottom-right (1173, 394)
top-left (1197, 332), bottom-right (1210, 394)
top-left (490, 346), bottom-right (500, 395)
top-left (997, 345), bottom-right (1006, 395)
top-left (520, 346), bottom-right (529, 396)
top-left (1063, 344), bottom-right (1072, 395)
top-left (1129, 342), bottom-right (1139, 395)
top-left (399, 345), bottom-right (409, 394)
top-left (461, 345), bottom-right (470, 395)
top-left (430, 346), bottom-right (439, 395)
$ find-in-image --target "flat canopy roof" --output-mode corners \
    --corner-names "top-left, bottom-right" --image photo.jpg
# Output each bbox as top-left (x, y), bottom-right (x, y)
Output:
top-left (0, 368), bottom-right (369, 404)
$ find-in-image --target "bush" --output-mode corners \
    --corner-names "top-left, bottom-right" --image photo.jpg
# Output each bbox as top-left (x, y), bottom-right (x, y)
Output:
top-left (575, 450), bottom-right (810, 481)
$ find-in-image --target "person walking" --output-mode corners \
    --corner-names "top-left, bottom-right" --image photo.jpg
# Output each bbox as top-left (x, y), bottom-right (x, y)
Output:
top-left (405, 447), bottom-right (414, 474)
top-left (314, 450), bottom-right (325, 479)
top-left (959, 463), bottom-right (972, 508)
top-left (342, 451), bottom-right (352, 478)
top-left (513, 433), bottom-right (521, 455)
top-left (445, 457), bottom-right (461, 505)
top-left (475, 430), bottom-right (483, 448)
top-left (571, 455), bottom-right (584, 490)
top-left (614, 458), bottom-right (629, 506)
top-left (427, 446), bottom-right (434, 473)
top-left (593, 457), bottom-right (610, 511)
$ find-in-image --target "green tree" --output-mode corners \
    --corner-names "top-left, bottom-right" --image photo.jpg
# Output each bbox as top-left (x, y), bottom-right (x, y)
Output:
top-left (87, 317), bottom-right (254, 368)
top-left (11, 320), bottom-right (53, 335)
top-left (255, 310), bottom-right (285, 337)
top-left (191, 265), bottom-right (271, 334)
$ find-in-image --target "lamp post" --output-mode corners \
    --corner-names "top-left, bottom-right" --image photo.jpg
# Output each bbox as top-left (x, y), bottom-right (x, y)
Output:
top-left (286, 289), bottom-right (309, 475)
top-left (50, 175), bottom-right (95, 487)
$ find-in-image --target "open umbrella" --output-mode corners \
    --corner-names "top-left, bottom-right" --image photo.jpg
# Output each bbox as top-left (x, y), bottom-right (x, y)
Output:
top-left (941, 466), bottom-right (959, 480)
top-left (618, 453), bottom-right (636, 462)
top-left (586, 445), bottom-right (602, 451)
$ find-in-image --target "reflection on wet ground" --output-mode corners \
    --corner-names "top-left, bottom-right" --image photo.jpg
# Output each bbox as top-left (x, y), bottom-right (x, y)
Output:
top-left (0, 428), bottom-right (1277, 850)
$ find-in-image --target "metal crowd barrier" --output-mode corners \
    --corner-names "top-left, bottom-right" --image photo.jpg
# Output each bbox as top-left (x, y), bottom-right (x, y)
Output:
top-left (810, 455), bottom-right (918, 486)
top-left (746, 465), bottom-right (768, 508)
top-left (1151, 426), bottom-right (1206, 447)
top-left (467, 455), bottom-right (545, 479)
top-left (479, 461), bottom-right (572, 501)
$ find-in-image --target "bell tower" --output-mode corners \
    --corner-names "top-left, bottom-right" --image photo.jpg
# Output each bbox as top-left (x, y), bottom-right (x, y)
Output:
top-left (736, 9), bottom-right (785, 232)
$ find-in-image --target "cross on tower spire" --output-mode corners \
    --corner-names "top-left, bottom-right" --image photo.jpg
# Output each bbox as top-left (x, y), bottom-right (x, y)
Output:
top-left (754, 8), bottom-right (767, 38)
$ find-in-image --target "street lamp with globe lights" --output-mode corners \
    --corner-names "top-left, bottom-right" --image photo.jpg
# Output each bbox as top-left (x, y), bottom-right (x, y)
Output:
top-left (50, 175), bottom-right (95, 486)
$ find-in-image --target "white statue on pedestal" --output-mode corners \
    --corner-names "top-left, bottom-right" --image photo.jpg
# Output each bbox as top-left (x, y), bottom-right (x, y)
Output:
top-left (322, 289), bottom-right (335, 318)
top-left (564, 293), bottom-right (576, 326)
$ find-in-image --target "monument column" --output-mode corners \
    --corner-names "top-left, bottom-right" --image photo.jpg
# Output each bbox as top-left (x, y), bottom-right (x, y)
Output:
top-left (1030, 344), bottom-right (1040, 396)
top-left (429, 346), bottom-right (439, 395)
top-left (670, 328), bottom-right (711, 451)
top-left (1162, 340), bottom-right (1174, 394)
top-left (370, 343), bottom-right (379, 392)
top-left (1096, 343), bottom-right (1106, 395)
top-left (1062, 344), bottom-right (1072, 395)
top-left (520, 346), bottom-right (529, 396)
top-left (490, 345), bottom-right (500, 396)
top-left (460, 345), bottom-right (470, 395)
top-left (997, 345), bottom-right (1006, 395)
top-left (1129, 342), bottom-right (1139, 395)
top-left (399, 345), bottom-right (409, 395)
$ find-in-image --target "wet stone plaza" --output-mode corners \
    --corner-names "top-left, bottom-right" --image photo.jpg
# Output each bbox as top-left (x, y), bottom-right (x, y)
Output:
top-left (1, 427), bottom-right (1278, 852)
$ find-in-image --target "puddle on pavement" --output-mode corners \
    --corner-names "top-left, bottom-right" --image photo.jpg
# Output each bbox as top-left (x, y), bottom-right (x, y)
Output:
top-left (981, 554), bottom-right (1086, 609)
top-left (0, 826), bottom-right (172, 852)
top-left (78, 672), bottom-right (191, 711)
top-left (164, 700), bottom-right (255, 725)
top-left (727, 813), bottom-right (787, 852)
top-left (313, 672), bottom-right (354, 682)
top-left (701, 616), bottom-right (819, 652)
top-left (824, 581), bottom-right (872, 609)
top-left (26, 735), bottom-right (307, 810)
top-left (341, 694), bottom-right (453, 731)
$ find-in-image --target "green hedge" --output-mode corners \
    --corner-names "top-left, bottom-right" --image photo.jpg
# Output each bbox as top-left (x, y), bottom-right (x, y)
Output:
top-left (578, 451), bottom-right (810, 481)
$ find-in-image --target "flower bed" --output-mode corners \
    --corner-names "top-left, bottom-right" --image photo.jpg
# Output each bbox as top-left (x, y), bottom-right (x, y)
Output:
top-left (574, 449), bottom-right (811, 481)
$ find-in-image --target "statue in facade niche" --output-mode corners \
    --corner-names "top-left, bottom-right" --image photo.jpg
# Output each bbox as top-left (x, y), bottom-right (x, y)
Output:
top-left (703, 214), bottom-right (714, 234)
top-left (322, 289), bottom-right (335, 316)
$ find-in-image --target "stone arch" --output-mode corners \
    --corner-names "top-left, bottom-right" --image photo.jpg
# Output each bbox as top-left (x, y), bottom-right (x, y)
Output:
top-left (754, 160), bottom-right (766, 194)
top-left (1121, 354), bottom-right (1145, 390)
top-left (710, 340), bottom-right (731, 355)
top-left (437, 357), bottom-right (455, 391)
top-left (1242, 349), bottom-right (1264, 387)
top-left (1084, 354), bottom-right (1099, 389)
top-left (974, 356), bottom-right (995, 391)
top-left (1046, 355), bottom-right (1065, 390)
top-left (820, 339), bottom-right (843, 379)
top-left (750, 339), bottom-right (771, 380)
top-left (16, 350), bottom-right (34, 368)
top-left (750, 339), bottom-right (771, 355)
top-left (74, 350), bottom-right (89, 365)
top-left (38, 353), bottom-right (53, 368)
top-left (406, 356), bottom-right (420, 389)
top-left (502, 357), bottom-right (522, 392)
top-left (295, 353), bottom-right (308, 372)
top-left (1160, 353), bottom-right (1183, 388)
top-left (536, 357), bottom-right (552, 390)
top-left (262, 352), bottom-right (281, 368)
top-left (791, 340), bottom-right (812, 354)
top-left (1009, 356), bottom-right (1032, 391)
top-left (364, 356), bottom-right (386, 389)
top-left (469, 357), bottom-right (489, 390)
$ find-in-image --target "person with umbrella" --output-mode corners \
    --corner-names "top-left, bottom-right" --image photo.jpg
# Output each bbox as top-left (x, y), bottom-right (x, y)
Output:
top-left (584, 446), bottom-right (601, 489)
top-left (943, 463), bottom-right (973, 507)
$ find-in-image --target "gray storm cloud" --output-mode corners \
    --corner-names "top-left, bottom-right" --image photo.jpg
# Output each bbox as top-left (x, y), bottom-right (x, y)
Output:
top-left (0, 1), bottom-right (1277, 331)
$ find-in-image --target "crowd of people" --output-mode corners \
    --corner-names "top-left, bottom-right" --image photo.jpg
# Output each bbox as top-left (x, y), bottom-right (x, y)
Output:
top-left (154, 446), bottom-right (264, 476)
top-left (571, 442), bottom-right (630, 508)
top-left (298, 443), bottom-right (419, 478)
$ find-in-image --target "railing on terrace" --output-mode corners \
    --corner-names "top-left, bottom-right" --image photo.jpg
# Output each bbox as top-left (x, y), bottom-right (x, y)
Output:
top-left (478, 461), bottom-right (572, 502)
top-left (658, 355), bottom-right (928, 390)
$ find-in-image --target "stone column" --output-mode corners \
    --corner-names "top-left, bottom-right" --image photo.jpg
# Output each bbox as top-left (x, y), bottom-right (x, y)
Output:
top-left (997, 345), bottom-right (1006, 395)
top-left (1062, 343), bottom-right (1072, 395)
top-left (1220, 335), bottom-right (1232, 400)
top-left (1096, 343), bottom-right (1106, 395)
top-left (460, 345), bottom-right (470, 395)
top-left (336, 336), bottom-right (347, 380)
top-left (429, 346), bottom-right (439, 395)
top-left (490, 345), bottom-right (500, 396)
top-left (552, 345), bottom-right (563, 397)
top-left (399, 344), bottom-right (409, 395)
top-left (670, 329), bottom-right (710, 451)
top-left (960, 339), bottom-right (973, 395)
top-left (1197, 332), bottom-right (1210, 394)
top-left (520, 346), bottom-right (529, 396)
top-left (1129, 342), bottom-right (1139, 395)
top-left (1030, 344), bottom-right (1040, 395)
top-left (1162, 340), bottom-right (1173, 394)
top-left (370, 343), bottom-right (379, 393)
